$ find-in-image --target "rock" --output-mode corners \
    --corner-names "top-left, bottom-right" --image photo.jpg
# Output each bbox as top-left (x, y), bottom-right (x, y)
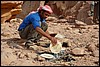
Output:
top-left (46, 17), bottom-right (57, 21)
top-left (55, 33), bottom-right (65, 39)
top-left (73, 29), bottom-right (80, 33)
top-left (1, 1), bottom-right (23, 8)
top-left (66, 27), bottom-right (72, 30)
top-left (75, 20), bottom-right (87, 26)
top-left (48, 1), bottom-right (78, 16)
top-left (25, 53), bottom-right (38, 59)
top-left (76, 2), bottom-right (91, 24)
top-left (92, 50), bottom-right (99, 57)
top-left (16, 52), bottom-right (21, 56)
top-left (66, 15), bottom-right (75, 22)
top-left (16, 1), bottom-right (40, 19)
top-left (56, 19), bottom-right (67, 23)
top-left (1, 32), bottom-right (10, 37)
top-left (87, 44), bottom-right (96, 52)
top-left (62, 39), bottom-right (72, 47)
top-left (65, 1), bottom-right (83, 18)
top-left (30, 45), bottom-right (38, 51)
top-left (93, 25), bottom-right (99, 29)
top-left (10, 18), bottom-right (23, 23)
top-left (1, 11), bottom-right (12, 23)
top-left (37, 55), bottom-right (46, 61)
top-left (1, 1), bottom-right (23, 23)
top-left (11, 9), bottom-right (22, 15)
top-left (25, 53), bottom-right (31, 58)
top-left (71, 48), bottom-right (85, 55)
top-left (71, 1), bottom-right (83, 12)
top-left (19, 52), bottom-right (25, 58)
top-left (85, 17), bottom-right (94, 25)
top-left (1, 41), bottom-right (7, 46)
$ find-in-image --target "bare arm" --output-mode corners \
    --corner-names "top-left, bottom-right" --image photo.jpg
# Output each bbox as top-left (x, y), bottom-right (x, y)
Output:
top-left (36, 27), bottom-right (52, 40)
top-left (35, 27), bottom-right (57, 45)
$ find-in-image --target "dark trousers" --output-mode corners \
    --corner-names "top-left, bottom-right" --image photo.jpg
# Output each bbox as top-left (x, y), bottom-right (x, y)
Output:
top-left (19, 22), bottom-right (48, 43)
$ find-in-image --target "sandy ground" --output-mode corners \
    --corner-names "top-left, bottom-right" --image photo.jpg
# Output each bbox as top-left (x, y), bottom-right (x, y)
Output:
top-left (1, 18), bottom-right (99, 66)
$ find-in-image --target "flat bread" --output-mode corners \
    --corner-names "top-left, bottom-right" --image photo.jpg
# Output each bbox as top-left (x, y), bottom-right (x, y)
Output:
top-left (50, 41), bottom-right (62, 54)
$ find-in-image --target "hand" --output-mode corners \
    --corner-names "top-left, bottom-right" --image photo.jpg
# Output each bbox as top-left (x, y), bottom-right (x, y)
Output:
top-left (50, 37), bottom-right (57, 46)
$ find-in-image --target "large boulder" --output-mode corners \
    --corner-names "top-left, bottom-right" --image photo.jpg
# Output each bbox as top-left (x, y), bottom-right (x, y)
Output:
top-left (47, 1), bottom-right (78, 17)
top-left (17, 1), bottom-right (78, 19)
top-left (47, 1), bottom-right (95, 25)
top-left (76, 2), bottom-right (92, 24)
top-left (16, 1), bottom-right (45, 19)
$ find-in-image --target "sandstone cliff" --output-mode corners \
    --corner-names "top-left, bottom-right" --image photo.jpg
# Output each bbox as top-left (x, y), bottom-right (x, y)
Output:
top-left (1, 1), bottom-right (23, 23)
